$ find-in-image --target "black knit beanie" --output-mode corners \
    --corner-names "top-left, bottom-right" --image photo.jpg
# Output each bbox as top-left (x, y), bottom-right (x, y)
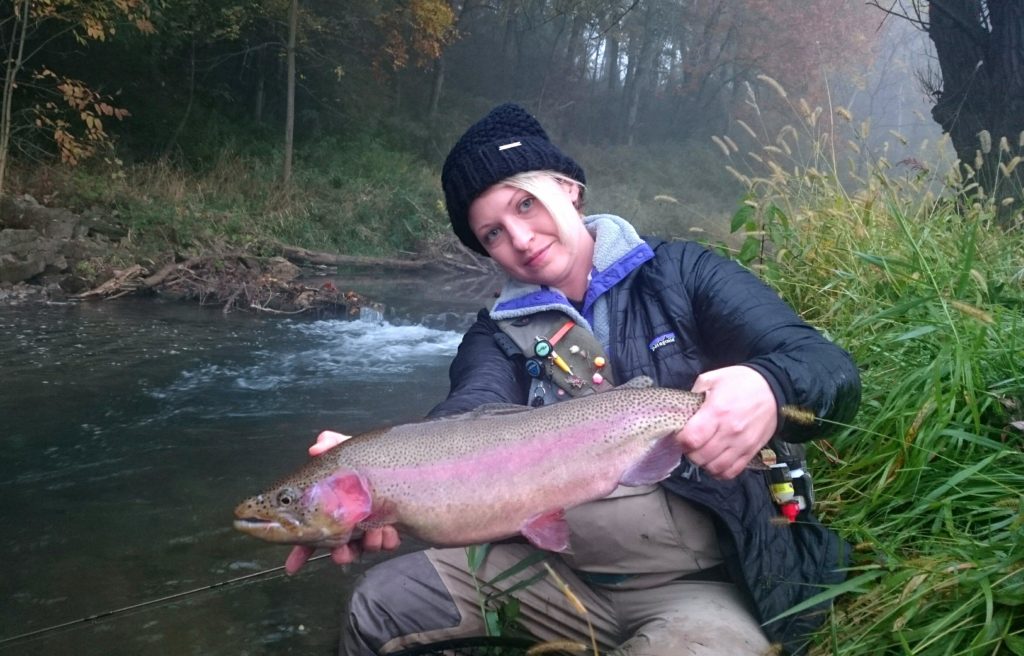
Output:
top-left (442, 103), bottom-right (586, 256)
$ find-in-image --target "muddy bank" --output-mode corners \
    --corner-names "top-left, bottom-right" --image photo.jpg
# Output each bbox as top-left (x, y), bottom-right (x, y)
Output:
top-left (0, 195), bottom-right (492, 314)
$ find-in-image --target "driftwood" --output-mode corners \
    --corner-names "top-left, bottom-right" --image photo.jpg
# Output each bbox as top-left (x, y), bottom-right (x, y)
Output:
top-left (75, 265), bottom-right (145, 299)
top-left (72, 251), bottom-right (380, 317)
top-left (276, 244), bottom-right (429, 269)
top-left (68, 239), bottom-right (496, 314)
top-left (275, 241), bottom-right (498, 275)
top-left (140, 256), bottom-right (204, 289)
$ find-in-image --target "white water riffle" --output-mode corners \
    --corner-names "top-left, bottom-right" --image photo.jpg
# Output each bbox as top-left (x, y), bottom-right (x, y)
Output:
top-left (145, 315), bottom-right (465, 419)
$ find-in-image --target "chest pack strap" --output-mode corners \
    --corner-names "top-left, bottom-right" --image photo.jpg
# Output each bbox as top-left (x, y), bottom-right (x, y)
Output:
top-left (495, 310), bottom-right (615, 398)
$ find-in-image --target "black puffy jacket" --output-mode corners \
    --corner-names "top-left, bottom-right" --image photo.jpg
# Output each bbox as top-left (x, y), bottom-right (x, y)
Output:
top-left (430, 238), bottom-right (861, 655)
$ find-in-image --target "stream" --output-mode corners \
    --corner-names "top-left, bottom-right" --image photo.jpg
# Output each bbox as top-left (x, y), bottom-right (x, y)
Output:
top-left (0, 269), bottom-right (499, 655)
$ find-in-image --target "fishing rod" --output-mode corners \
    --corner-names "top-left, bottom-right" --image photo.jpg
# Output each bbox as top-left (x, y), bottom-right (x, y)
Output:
top-left (0, 553), bottom-right (330, 648)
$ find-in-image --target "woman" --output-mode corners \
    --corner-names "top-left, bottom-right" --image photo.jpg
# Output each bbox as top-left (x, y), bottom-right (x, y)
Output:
top-left (291, 103), bottom-right (861, 655)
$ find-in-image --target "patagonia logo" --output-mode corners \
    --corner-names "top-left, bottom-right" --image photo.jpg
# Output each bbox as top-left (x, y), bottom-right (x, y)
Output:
top-left (648, 332), bottom-right (676, 352)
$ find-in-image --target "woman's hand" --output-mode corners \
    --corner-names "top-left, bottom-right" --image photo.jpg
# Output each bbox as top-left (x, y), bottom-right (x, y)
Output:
top-left (285, 526), bottom-right (401, 574)
top-left (283, 430), bottom-right (402, 575)
top-left (675, 366), bottom-right (778, 480)
top-left (307, 429), bottom-right (350, 456)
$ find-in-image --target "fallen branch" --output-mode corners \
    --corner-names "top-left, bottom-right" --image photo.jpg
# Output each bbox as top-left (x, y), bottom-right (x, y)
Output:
top-left (249, 302), bottom-right (310, 315)
top-left (141, 256), bottom-right (204, 289)
top-left (75, 265), bottom-right (145, 299)
top-left (276, 244), bottom-right (430, 269)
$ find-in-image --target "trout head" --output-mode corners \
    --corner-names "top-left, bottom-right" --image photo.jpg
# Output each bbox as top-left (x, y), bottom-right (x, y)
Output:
top-left (233, 469), bottom-right (373, 548)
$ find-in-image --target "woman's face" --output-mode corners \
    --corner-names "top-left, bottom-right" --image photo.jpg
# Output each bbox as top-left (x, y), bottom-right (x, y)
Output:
top-left (468, 177), bottom-right (590, 292)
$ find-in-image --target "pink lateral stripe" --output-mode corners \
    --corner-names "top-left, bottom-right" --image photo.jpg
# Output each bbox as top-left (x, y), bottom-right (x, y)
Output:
top-left (368, 415), bottom-right (640, 485)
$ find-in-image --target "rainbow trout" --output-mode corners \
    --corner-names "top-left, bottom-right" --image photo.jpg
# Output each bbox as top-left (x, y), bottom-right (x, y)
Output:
top-left (233, 377), bottom-right (703, 552)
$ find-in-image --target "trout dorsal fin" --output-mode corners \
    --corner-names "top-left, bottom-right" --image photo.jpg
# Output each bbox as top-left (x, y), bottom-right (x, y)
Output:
top-left (427, 403), bottom-right (532, 423)
top-left (617, 376), bottom-right (656, 389)
top-left (471, 403), bottom-right (533, 416)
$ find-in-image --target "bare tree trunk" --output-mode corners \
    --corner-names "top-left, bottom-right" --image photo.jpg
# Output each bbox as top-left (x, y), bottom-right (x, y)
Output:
top-left (283, 0), bottom-right (298, 184)
top-left (926, 0), bottom-right (1024, 222)
top-left (0, 0), bottom-right (31, 203)
top-left (254, 55), bottom-right (265, 124)
top-left (606, 33), bottom-right (620, 93)
top-left (564, 11), bottom-right (585, 80)
top-left (428, 55), bottom-right (445, 119)
top-left (162, 38), bottom-right (196, 160)
top-left (428, 0), bottom-right (469, 119)
top-left (624, 0), bottom-right (660, 146)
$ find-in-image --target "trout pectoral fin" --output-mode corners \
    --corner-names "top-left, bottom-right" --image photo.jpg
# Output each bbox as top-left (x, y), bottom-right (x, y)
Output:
top-left (620, 435), bottom-right (684, 486)
top-left (521, 509), bottom-right (570, 552)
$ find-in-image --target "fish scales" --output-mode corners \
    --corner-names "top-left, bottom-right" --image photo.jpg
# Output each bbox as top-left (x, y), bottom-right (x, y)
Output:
top-left (234, 378), bottom-right (704, 552)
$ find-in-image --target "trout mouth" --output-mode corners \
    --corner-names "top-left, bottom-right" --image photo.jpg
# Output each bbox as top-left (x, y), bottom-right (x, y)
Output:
top-left (233, 516), bottom-right (352, 547)
top-left (233, 517), bottom-right (277, 530)
top-left (233, 517), bottom-right (291, 541)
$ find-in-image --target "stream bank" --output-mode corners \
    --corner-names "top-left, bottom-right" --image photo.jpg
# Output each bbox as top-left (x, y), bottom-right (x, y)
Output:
top-left (0, 194), bottom-right (494, 314)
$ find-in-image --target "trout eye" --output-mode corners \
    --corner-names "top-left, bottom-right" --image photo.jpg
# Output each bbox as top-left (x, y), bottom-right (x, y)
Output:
top-left (276, 487), bottom-right (299, 507)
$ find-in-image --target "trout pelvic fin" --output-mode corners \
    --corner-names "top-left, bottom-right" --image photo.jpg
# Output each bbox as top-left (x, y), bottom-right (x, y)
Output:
top-left (619, 435), bottom-right (683, 486)
top-left (521, 509), bottom-right (570, 552)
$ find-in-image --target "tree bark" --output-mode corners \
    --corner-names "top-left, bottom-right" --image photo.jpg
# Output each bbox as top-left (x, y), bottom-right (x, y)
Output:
top-left (428, 55), bottom-right (445, 119)
top-left (162, 38), bottom-right (195, 160)
top-left (0, 0), bottom-right (31, 204)
top-left (605, 34), bottom-right (620, 93)
top-left (624, 0), bottom-right (660, 146)
top-left (927, 0), bottom-right (1024, 223)
top-left (283, 0), bottom-right (298, 184)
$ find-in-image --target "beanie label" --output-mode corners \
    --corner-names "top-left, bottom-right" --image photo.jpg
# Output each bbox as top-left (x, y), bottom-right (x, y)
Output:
top-left (498, 141), bottom-right (522, 151)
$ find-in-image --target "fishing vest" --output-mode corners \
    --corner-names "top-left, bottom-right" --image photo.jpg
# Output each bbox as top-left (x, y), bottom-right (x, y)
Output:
top-left (495, 311), bottom-right (615, 408)
top-left (494, 310), bottom-right (815, 511)
top-left (496, 310), bottom-right (727, 585)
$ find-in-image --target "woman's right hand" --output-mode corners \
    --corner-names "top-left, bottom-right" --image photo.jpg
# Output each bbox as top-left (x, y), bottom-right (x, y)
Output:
top-left (284, 430), bottom-right (402, 574)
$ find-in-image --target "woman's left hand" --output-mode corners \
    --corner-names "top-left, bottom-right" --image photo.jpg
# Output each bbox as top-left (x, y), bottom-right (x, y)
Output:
top-left (674, 366), bottom-right (778, 479)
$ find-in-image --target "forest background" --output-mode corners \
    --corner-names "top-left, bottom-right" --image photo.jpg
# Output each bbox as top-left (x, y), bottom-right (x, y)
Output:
top-left (1, 0), bottom-right (948, 259)
top-left (2, 1), bottom-right (1023, 655)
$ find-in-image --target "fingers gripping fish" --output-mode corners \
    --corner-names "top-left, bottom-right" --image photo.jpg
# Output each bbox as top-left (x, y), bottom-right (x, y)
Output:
top-left (233, 377), bottom-right (703, 553)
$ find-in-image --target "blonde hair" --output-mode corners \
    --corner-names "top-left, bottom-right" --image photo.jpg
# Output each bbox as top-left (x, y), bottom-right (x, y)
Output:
top-left (502, 171), bottom-right (586, 245)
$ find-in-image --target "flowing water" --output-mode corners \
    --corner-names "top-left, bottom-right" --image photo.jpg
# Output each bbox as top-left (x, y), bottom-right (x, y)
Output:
top-left (0, 269), bottom-right (500, 655)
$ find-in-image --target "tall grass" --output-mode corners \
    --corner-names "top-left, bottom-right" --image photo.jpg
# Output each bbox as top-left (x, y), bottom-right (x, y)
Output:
top-left (11, 134), bottom-right (451, 258)
top-left (718, 79), bottom-right (1024, 655)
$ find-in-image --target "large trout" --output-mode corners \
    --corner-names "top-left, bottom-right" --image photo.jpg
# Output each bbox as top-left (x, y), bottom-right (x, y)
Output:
top-left (233, 377), bottom-right (703, 552)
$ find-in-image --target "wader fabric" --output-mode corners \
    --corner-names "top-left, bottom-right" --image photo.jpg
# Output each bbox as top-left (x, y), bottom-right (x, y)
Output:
top-left (343, 486), bottom-right (771, 656)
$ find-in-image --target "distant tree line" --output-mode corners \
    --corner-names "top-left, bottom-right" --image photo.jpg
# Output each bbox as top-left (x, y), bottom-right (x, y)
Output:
top-left (2, 0), bottom-right (1020, 217)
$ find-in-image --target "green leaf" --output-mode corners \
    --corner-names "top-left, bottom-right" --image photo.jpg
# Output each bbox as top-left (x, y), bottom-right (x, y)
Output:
top-left (1005, 633), bottom-right (1024, 655)
top-left (993, 566), bottom-right (1024, 607)
top-left (893, 324), bottom-right (938, 342)
top-left (484, 609), bottom-right (501, 636)
top-left (763, 569), bottom-right (885, 624)
top-left (485, 550), bottom-right (549, 587)
top-left (730, 204), bottom-right (755, 233)
top-left (497, 596), bottom-right (521, 629)
top-left (853, 251), bottom-right (915, 271)
top-left (737, 237), bottom-right (760, 264)
top-left (768, 203), bottom-right (790, 229)
top-left (487, 570), bottom-right (548, 603)
top-left (466, 543), bottom-right (491, 573)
